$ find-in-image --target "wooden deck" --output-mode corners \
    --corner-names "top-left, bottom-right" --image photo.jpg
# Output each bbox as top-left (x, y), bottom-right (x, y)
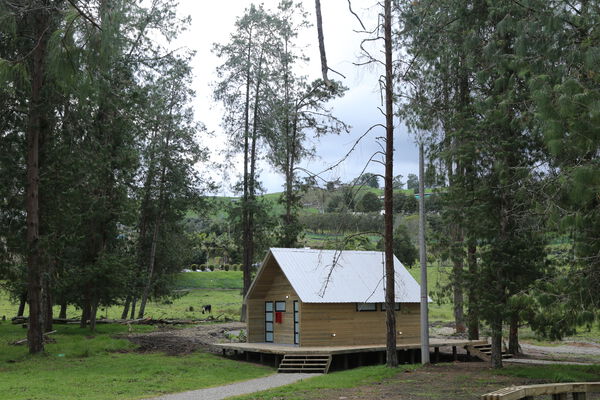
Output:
top-left (214, 338), bottom-right (487, 356)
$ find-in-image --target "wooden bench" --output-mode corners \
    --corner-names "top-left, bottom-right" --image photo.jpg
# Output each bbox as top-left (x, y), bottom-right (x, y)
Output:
top-left (482, 382), bottom-right (600, 400)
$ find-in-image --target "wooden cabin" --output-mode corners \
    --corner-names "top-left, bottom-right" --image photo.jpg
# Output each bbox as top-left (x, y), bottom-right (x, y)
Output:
top-left (245, 248), bottom-right (424, 347)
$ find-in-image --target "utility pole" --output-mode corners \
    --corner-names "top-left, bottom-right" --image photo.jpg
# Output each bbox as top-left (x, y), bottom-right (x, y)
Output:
top-left (419, 143), bottom-right (430, 364)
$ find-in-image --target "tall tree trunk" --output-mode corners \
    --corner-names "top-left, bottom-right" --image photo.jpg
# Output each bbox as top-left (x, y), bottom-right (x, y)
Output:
top-left (130, 297), bottom-right (137, 320)
top-left (138, 111), bottom-right (171, 319)
top-left (17, 292), bottom-right (27, 317)
top-left (240, 27), bottom-right (254, 323)
top-left (59, 302), bottom-right (67, 319)
top-left (452, 255), bottom-right (466, 333)
top-left (26, 1), bottom-right (52, 354)
top-left (314, 0), bottom-right (329, 84)
top-left (383, 0), bottom-right (397, 368)
top-left (508, 311), bottom-right (520, 354)
top-left (419, 144), bottom-right (430, 364)
top-left (90, 299), bottom-right (99, 332)
top-left (490, 317), bottom-right (503, 368)
top-left (80, 298), bottom-right (90, 328)
top-left (44, 287), bottom-right (53, 332)
top-left (121, 297), bottom-right (131, 320)
top-left (466, 242), bottom-right (479, 340)
top-left (138, 218), bottom-right (160, 318)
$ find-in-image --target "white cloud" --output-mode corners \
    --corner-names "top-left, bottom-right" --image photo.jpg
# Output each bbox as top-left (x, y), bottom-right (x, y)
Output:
top-left (172, 0), bottom-right (418, 194)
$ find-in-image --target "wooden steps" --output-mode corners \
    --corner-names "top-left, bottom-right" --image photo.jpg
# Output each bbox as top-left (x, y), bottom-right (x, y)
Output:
top-left (465, 343), bottom-right (513, 362)
top-left (278, 354), bottom-right (331, 374)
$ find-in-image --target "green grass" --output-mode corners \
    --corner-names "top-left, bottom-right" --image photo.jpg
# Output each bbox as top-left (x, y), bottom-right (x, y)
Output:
top-left (175, 271), bottom-right (243, 289)
top-left (0, 323), bottom-right (273, 400)
top-left (1, 271), bottom-right (244, 321)
top-left (1, 288), bottom-right (242, 321)
top-left (495, 364), bottom-right (600, 383)
top-left (233, 364), bottom-right (419, 400)
top-left (408, 264), bottom-right (453, 322)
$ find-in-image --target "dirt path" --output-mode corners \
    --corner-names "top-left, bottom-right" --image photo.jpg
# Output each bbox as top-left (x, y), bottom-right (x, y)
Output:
top-left (126, 322), bottom-right (246, 355)
top-left (520, 341), bottom-right (600, 363)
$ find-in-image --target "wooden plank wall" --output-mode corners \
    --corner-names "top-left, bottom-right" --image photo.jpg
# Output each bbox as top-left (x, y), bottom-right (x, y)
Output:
top-left (246, 257), bottom-right (300, 344)
top-left (246, 298), bottom-right (265, 343)
top-left (300, 303), bottom-right (420, 346)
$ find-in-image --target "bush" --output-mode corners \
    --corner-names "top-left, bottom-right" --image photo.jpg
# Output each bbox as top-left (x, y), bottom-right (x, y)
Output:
top-left (190, 264), bottom-right (198, 271)
top-left (200, 264), bottom-right (206, 271)
top-left (208, 265), bottom-right (215, 271)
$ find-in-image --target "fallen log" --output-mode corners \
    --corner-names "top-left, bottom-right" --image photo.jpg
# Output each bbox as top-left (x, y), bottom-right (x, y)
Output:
top-left (11, 330), bottom-right (57, 346)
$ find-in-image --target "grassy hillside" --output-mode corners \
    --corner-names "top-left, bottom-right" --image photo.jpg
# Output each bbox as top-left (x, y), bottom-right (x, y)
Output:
top-left (174, 271), bottom-right (243, 289)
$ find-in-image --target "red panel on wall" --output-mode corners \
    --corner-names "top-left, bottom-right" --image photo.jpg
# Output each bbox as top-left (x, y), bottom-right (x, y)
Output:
top-left (275, 311), bottom-right (283, 323)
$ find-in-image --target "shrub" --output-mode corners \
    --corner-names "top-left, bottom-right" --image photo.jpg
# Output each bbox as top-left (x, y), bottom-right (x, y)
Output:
top-left (223, 264), bottom-right (230, 271)
top-left (190, 264), bottom-right (198, 271)
top-left (208, 265), bottom-right (215, 271)
top-left (200, 264), bottom-right (206, 271)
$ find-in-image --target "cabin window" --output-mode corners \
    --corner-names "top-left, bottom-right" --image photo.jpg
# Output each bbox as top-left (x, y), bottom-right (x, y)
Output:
top-left (380, 302), bottom-right (401, 311)
top-left (293, 301), bottom-right (299, 344)
top-left (265, 301), bottom-right (274, 342)
top-left (275, 301), bottom-right (286, 312)
top-left (356, 303), bottom-right (377, 312)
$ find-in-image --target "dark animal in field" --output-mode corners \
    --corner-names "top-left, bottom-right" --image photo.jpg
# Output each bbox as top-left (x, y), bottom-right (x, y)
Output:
top-left (202, 304), bottom-right (212, 314)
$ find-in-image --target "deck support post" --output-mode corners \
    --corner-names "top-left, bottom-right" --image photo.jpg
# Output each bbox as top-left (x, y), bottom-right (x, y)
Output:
top-left (572, 393), bottom-right (587, 400)
top-left (259, 353), bottom-right (264, 364)
top-left (466, 348), bottom-right (471, 360)
top-left (410, 349), bottom-right (415, 364)
top-left (343, 354), bottom-right (349, 369)
top-left (452, 346), bottom-right (457, 361)
top-left (379, 351), bottom-right (385, 365)
top-left (274, 355), bottom-right (280, 368)
top-left (434, 347), bottom-right (440, 362)
top-left (245, 351), bottom-right (250, 361)
top-left (551, 394), bottom-right (568, 400)
top-left (357, 353), bottom-right (363, 367)
top-left (222, 349), bottom-right (226, 356)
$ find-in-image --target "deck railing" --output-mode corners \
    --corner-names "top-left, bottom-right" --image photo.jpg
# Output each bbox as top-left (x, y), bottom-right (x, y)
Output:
top-left (482, 382), bottom-right (600, 400)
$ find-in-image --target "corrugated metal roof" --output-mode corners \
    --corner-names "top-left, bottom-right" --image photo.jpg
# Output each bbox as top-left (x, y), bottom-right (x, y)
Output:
top-left (269, 248), bottom-right (423, 303)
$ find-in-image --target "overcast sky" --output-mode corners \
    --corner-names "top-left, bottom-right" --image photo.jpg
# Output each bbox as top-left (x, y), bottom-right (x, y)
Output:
top-left (173, 0), bottom-right (419, 195)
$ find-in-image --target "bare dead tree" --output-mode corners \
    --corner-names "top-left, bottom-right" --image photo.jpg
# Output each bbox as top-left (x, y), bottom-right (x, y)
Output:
top-left (382, 0), bottom-right (398, 368)
top-left (314, 0), bottom-right (328, 84)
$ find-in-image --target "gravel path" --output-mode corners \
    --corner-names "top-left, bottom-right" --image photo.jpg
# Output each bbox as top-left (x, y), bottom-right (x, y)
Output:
top-left (145, 373), bottom-right (318, 400)
top-left (521, 342), bottom-right (600, 356)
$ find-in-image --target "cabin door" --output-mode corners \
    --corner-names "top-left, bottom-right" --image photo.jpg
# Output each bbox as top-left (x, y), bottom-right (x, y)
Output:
top-left (265, 301), bottom-right (274, 342)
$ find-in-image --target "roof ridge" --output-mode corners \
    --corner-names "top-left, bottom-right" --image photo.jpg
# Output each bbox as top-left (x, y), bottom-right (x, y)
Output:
top-left (270, 247), bottom-right (383, 255)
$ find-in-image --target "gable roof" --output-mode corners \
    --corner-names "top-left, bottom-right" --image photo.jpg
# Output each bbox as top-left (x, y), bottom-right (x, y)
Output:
top-left (249, 248), bottom-right (423, 304)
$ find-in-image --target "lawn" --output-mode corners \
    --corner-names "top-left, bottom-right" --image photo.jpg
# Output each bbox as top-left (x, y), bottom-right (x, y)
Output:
top-left (1, 272), bottom-right (244, 322)
top-left (233, 364), bottom-right (414, 400)
top-left (175, 270), bottom-right (243, 289)
top-left (232, 363), bottom-right (600, 400)
top-left (408, 264), bottom-right (454, 322)
top-left (0, 322), bottom-right (273, 400)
